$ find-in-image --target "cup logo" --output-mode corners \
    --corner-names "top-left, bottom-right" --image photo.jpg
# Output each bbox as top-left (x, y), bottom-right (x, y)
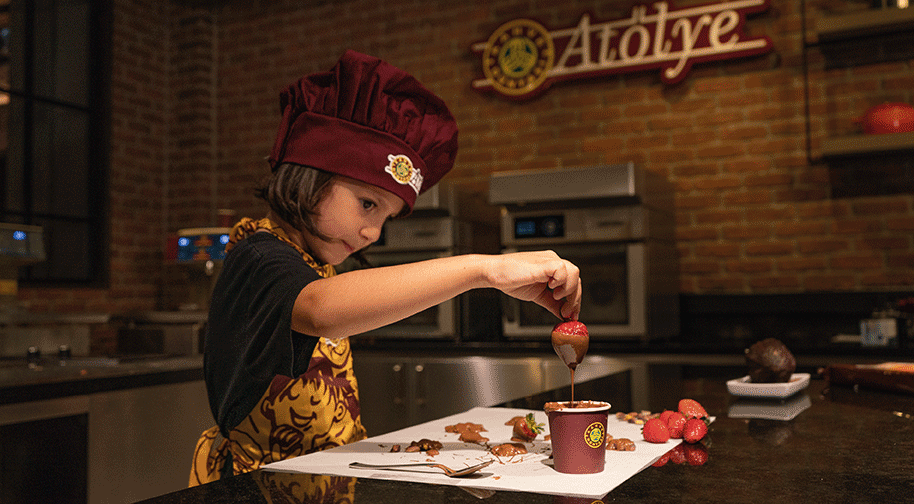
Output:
top-left (583, 421), bottom-right (605, 448)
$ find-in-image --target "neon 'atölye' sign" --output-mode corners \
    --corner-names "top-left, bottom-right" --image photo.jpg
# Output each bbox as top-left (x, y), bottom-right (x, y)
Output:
top-left (470, 0), bottom-right (773, 100)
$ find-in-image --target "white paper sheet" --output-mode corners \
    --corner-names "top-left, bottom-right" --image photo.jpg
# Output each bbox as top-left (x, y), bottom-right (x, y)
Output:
top-left (263, 407), bottom-right (702, 499)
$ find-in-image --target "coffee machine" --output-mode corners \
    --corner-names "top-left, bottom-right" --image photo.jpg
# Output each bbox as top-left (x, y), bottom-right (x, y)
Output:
top-left (162, 226), bottom-right (232, 312)
top-left (118, 226), bottom-right (232, 355)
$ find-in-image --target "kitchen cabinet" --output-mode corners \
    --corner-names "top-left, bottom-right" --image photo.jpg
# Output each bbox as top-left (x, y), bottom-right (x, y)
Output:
top-left (354, 354), bottom-right (539, 436)
top-left (88, 380), bottom-right (212, 504)
top-left (353, 353), bottom-right (635, 436)
top-left (0, 359), bottom-right (210, 504)
top-left (0, 396), bottom-right (90, 504)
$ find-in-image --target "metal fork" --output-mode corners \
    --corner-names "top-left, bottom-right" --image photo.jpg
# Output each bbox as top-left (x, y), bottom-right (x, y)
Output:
top-left (348, 459), bottom-right (494, 477)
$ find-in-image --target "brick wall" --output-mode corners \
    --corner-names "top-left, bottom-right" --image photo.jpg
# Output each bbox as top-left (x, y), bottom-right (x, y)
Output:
top-left (209, 0), bottom-right (914, 295)
top-left (106, 0), bottom-right (170, 316)
top-left (18, 0), bottom-right (914, 342)
top-left (168, 6), bottom-right (219, 229)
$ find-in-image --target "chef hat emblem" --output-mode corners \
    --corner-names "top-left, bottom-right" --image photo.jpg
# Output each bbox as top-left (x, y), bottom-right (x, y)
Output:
top-left (268, 50), bottom-right (458, 211)
top-left (385, 154), bottom-right (423, 195)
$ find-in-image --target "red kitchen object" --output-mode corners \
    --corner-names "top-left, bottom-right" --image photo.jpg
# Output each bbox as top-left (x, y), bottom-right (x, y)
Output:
top-left (856, 103), bottom-right (914, 135)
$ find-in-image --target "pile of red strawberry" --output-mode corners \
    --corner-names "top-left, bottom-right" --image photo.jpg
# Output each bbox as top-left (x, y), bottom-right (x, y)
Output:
top-left (641, 399), bottom-right (709, 444)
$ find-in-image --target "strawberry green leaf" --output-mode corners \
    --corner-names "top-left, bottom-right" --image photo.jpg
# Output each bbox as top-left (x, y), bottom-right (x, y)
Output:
top-left (525, 413), bottom-right (545, 434)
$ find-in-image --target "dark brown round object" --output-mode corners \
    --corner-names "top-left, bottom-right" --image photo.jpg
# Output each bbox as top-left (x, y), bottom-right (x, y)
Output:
top-left (745, 338), bottom-right (796, 383)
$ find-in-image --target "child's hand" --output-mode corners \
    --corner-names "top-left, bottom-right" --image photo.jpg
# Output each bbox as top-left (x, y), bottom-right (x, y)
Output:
top-left (485, 251), bottom-right (581, 321)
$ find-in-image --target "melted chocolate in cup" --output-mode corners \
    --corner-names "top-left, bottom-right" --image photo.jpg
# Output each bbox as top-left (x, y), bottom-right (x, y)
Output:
top-left (545, 400), bottom-right (610, 474)
top-left (551, 321), bottom-right (589, 405)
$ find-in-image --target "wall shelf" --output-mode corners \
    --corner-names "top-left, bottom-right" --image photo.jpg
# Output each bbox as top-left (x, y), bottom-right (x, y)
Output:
top-left (822, 131), bottom-right (914, 158)
top-left (807, 5), bottom-right (914, 164)
top-left (817, 8), bottom-right (914, 41)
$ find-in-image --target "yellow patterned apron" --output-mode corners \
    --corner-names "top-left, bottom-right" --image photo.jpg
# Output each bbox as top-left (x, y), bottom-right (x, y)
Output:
top-left (189, 218), bottom-right (367, 486)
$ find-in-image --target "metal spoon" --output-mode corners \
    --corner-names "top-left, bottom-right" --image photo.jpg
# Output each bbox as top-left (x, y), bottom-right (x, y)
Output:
top-left (349, 459), bottom-right (494, 478)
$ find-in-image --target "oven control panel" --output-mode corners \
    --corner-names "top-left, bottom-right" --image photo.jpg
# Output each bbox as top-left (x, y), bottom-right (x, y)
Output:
top-left (513, 215), bottom-right (565, 239)
top-left (502, 207), bottom-right (657, 246)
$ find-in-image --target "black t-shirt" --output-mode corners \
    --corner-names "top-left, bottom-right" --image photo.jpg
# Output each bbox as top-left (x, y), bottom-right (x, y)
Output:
top-left (204, 232), bottom-right (321, 435)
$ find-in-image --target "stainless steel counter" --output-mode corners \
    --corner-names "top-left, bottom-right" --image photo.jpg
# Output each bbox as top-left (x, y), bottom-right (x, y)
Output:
top-left (353, 353), bottom-right (637, 436)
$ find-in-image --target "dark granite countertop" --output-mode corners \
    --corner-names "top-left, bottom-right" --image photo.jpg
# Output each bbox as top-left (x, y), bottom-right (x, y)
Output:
top-left (135, 366), bottom-right (914, 504)
top-left (0, 355), bottom-right (204, 405)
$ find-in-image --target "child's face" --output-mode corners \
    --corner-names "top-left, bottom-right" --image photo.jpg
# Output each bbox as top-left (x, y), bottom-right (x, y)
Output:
top-left (303, 176), bottom-right (406, 265)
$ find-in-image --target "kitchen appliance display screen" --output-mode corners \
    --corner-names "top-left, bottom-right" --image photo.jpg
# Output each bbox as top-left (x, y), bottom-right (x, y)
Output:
top-left (514, 215), bottom-right (564, 239)
top-left (177, 233), bottom-right (230, 262)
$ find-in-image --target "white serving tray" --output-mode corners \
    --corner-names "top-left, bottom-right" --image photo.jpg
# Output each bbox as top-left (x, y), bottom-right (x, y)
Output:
top-left (726, 373), bottom-right (811, 398)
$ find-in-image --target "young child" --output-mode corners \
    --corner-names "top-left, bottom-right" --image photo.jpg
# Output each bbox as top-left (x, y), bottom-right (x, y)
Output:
top-left (189, 50), bottom-right (581, 485)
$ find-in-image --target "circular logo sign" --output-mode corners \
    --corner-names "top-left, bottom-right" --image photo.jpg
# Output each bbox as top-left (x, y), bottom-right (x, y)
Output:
top-left (481, 19), bottom-right (555, 98)
top-left (583, 421), bottom-right (605, 449)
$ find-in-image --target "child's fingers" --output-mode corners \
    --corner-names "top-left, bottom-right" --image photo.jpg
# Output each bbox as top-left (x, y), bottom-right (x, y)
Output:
top-left (494, 252), bottom-right (581, 322)
top-left (549, 260), bottom-right (580, 298)
top-left (560, 283), bottom-right (582, 320)
top-left (533, 292), bottom-right (563, 319)
top-left (542, 259), bottom-right (581, 320)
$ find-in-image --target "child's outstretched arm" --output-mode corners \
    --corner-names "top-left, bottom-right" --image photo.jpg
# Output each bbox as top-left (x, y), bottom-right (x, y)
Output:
top-left (292, 251), bottom-right (581, 340)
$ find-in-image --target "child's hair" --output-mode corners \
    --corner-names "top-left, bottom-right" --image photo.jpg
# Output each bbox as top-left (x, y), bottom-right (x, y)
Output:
top-left (255, 162), bottom-right (372, 266)
top-left (255, 162), bottom-right (332, 240)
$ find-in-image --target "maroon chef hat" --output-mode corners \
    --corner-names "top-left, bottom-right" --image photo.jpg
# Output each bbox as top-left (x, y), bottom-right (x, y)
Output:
top-left (268, 50), bottom-right (458, 211)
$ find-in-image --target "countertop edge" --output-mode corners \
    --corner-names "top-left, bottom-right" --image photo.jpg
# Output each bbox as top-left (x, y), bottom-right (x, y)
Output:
top-left (0, 360), bottom-right (204, 406)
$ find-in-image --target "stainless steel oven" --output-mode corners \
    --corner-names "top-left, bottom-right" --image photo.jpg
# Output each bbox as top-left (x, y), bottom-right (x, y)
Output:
top-left (338, 183), bottom-right (501, 340)
top-left (358, 218), bottom-right (459, 338)
top-left (489, 164), bottom-right (678, 341)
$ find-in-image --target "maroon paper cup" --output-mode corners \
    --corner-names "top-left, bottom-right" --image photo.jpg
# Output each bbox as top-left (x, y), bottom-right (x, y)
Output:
top-left (546, 401), bottom-right (611, 474)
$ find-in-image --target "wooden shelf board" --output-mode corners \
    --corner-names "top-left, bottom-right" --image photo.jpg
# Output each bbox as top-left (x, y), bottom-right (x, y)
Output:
top-left (817, 8), bottom-right (914, 40)
top-left (821, 131), bottom-right (914, 157)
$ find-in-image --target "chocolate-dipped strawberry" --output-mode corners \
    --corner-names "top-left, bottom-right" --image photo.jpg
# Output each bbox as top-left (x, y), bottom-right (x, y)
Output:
top-left (551, 320), bottom-right (589, 370)
top-left (552, 320), bottom-right (589, 405)
top-left (511, 413), bottom-right (544, 442)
